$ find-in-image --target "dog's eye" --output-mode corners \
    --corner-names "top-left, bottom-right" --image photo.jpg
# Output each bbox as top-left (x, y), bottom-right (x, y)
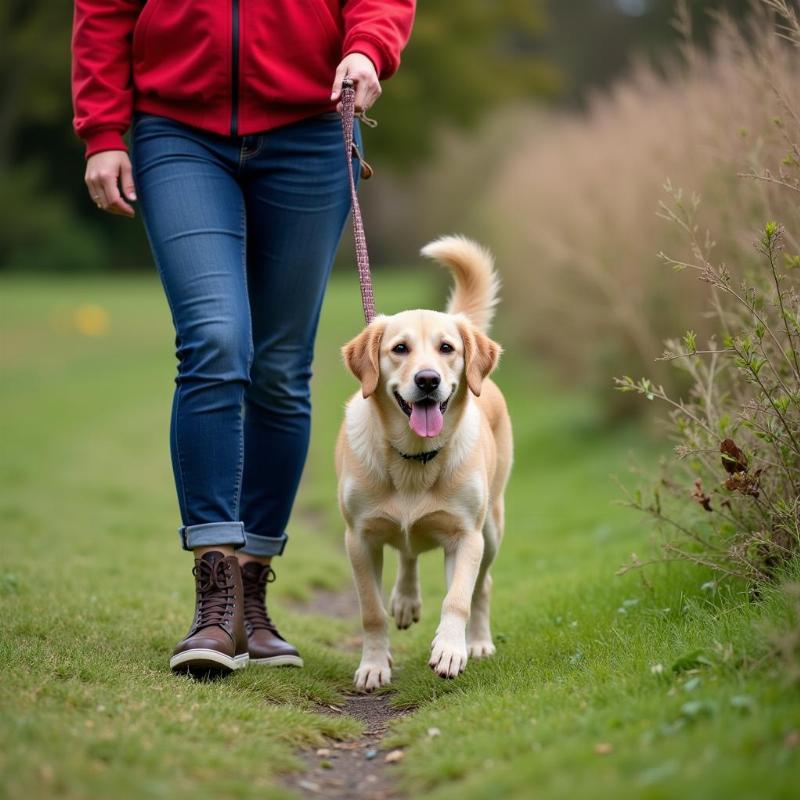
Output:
top-left (440, 342), bottom-right (454, 354)
top-left (392, 343), bottom-right (409, 355)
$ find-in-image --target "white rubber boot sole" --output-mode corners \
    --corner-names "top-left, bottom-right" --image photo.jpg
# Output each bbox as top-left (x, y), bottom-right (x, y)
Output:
top-left (170, 649), bottom-right (249, 673)
top-left (249, 654), bottom-right (304, 668)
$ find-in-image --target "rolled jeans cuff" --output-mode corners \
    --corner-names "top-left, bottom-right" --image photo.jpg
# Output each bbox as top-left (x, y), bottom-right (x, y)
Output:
top-left (240, 530), bottom-right (288, 558)
top-left (179, 521), bottom-right (247, 552)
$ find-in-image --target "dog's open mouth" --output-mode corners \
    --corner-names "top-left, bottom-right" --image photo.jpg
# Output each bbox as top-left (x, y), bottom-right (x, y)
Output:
top-left (394, 392), bottom-right (450, 438)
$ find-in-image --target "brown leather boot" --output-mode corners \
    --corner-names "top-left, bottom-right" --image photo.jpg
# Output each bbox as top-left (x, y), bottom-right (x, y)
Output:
top-left (241, 562), bottom-right (303, 667)
top-left (170, 551), bottom-right (249, 675)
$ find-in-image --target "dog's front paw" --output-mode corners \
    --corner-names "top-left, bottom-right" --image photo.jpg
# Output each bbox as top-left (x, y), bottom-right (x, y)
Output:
top-left (467, 639), bottom-right (496, 659)
top-left (429, 633), bottom-right (467, 678)
top-left (389, 588), bottom-right (421, 630)
top-left (354, 658), bottom-right (392, 692)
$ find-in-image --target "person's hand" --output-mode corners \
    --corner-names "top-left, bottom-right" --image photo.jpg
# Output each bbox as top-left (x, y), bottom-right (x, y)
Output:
top-left (330, 52), bottom-right (381, 113)
top-left (85, 150), bottom-right (137, 217)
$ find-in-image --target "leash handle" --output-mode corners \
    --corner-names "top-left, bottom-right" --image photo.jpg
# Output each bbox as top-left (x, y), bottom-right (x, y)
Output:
top-left (340, 77), bottom-right (377, 325)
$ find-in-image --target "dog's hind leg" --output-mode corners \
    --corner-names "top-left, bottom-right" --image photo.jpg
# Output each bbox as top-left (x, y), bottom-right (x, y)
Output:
top-left (389, 552), bottom-right (422, 629)
top-left (468, 502), bottom-right (502, 659)
top-left (467, 569), bottom-right (495, 659)
top-left (346, 527), bottom-right (392, 691)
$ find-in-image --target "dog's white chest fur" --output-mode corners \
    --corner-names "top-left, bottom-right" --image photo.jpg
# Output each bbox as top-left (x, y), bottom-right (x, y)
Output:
top-left (341, 395), bottom-right (485, 549)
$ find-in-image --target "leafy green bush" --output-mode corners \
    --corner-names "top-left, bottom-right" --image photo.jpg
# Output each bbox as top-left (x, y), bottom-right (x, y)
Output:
top-left (615, 2), bottom-right (800, 586)
top-left (617, 215), bottom-right (799, 584)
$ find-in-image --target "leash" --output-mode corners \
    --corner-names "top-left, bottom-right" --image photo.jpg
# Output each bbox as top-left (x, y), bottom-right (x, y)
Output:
top-left (340, 83), bottom-right (440, 466)
top-left (340, 77), bottom-right (377, 325)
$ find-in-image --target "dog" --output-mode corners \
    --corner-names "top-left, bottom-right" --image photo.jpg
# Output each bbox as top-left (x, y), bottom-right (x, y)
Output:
top-left (336, 236), bottom-right (513, 691)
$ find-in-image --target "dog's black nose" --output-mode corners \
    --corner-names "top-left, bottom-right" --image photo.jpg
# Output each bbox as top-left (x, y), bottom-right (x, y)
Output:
top-left (414, 369), bottom-right (441, 393)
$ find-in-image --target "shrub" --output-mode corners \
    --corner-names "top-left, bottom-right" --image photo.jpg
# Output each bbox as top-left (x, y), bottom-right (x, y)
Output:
top-left (483, 2), bottom-right (800, 412)
top-left (616, 1), bottom-right (800, 586)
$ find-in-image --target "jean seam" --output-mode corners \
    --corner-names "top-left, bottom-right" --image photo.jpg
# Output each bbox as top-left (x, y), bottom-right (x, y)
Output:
top-left (233, 199), bottom-right (248, 519)
top-left (173, 389), bottom-right (190, 527)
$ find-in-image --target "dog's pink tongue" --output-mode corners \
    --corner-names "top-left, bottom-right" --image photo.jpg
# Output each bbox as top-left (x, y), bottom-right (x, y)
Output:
top-left (409, 401), bottom-right (444, 438)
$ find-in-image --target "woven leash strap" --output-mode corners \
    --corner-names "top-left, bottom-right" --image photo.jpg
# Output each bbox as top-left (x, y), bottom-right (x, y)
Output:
top-left (340, 77), bottom-right (377, 325)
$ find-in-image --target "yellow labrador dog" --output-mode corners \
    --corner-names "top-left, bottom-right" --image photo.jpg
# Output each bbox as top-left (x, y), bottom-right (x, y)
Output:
top-left (336, 236), bottom-right (513, 691)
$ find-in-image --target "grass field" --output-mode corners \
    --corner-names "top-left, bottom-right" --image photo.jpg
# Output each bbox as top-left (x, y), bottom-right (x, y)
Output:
top-left (1, 270), bottom-right (798, 800)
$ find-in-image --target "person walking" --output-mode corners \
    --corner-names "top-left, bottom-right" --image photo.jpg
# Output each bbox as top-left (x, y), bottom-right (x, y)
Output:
top-left (71, 0), bottom-right (415, 675)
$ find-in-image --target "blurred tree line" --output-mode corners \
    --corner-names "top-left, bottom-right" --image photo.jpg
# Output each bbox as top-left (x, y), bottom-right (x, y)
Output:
top-left (1, 0), bottom-right (752, 272)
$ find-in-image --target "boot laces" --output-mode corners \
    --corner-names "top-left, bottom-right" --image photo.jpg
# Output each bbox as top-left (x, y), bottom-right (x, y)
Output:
top-left (192, 558), bottom-right (233, 629)
top-left (243, 565), bottom-right (282, 637)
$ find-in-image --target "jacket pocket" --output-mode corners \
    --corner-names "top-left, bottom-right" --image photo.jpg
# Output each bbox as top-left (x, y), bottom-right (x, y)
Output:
top-left (132, 0), bottom-right (228, 105)
top-left (244, 0), bottom-right (343, 106)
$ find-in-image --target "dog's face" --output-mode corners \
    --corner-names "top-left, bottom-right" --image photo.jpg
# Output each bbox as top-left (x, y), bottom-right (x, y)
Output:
top-left (343, 310), bottom-right (500, 439)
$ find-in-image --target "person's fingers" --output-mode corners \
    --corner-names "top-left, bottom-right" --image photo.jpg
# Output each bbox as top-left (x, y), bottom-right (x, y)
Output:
top-left (331, 61), bottom-right (348, 101)
top-left (84, 152), bottom-right (136, 216)
top-left (336, 81), bottom-right (380, 113)
top-left (101, 171), bottom-right (135, 217)
top-left (85, 167), bottom-right (105, 209)
top-left (107, 196), bottom-right (135, 217)
top-left (333, 53), bottom-right (382, 111)
top-left (107, 201), bottom-right (135, 217)
top-left (367, 81), bottom-right (382, 110)
top-left (120, 158), bottom-right (137, 202)
top-left (354, 78), bottom-right (370, 112)
top-left (87, 180), bottom-right (106, 209)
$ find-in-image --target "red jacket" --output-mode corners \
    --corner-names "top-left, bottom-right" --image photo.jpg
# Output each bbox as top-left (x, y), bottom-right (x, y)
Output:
top-left (72, 0), bottom-right (415, 158)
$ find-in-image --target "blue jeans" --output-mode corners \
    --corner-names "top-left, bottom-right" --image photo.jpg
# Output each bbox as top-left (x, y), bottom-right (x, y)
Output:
top-left (131, 111), bottom-right (360, 557)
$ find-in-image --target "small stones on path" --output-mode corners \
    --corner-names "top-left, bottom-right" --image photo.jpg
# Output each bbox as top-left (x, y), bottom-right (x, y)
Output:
top-left (283, 693), bottom-right (410, 799)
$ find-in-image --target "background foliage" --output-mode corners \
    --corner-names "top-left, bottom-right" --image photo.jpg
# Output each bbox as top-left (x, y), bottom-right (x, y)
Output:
top-left (614, 1), bottom-right (800, 590)
top-left (1, 0), bottom-right (754, 273)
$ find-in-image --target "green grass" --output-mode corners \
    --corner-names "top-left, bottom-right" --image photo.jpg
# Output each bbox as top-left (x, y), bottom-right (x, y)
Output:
top-left (1, 270), bottom-right (798, 799)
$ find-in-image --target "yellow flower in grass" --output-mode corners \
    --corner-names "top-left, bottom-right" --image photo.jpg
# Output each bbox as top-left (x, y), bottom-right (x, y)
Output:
top-left (72, 304), bottom-right (110, 337)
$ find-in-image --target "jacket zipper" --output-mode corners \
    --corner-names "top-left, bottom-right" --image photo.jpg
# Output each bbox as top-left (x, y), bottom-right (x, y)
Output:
top-left (231, 0), bottom-right (240, 136)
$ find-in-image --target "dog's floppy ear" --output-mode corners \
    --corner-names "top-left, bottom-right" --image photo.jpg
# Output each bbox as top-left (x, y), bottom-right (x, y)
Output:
top-left (457, 319), bottom-right (501, 397)
top-left (342, 320), bottom-right (385, 398)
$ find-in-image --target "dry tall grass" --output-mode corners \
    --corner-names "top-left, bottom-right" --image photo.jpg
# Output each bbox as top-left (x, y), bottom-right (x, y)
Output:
top-left (483, 4), bottom-right (800, 411)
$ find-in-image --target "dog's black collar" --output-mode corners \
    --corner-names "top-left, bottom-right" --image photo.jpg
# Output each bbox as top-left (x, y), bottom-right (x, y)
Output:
top-left (392, 446), bottom-right (441, 464)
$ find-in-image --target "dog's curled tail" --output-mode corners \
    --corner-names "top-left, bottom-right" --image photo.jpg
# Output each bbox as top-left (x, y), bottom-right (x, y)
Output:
top-left (420, 235), bottom-right (500, 333)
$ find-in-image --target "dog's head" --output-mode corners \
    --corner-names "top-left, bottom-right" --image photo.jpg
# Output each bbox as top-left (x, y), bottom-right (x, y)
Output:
top-left (342, 311), bottom-right (501, 439)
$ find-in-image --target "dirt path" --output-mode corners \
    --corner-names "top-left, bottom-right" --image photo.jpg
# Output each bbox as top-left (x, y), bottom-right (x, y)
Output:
top-left (284, 693), bottom-right (410, 800)
top-left (283, 586), bottom-right (411, 800)
top-left (288, 585), bottom-right (362, 622)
